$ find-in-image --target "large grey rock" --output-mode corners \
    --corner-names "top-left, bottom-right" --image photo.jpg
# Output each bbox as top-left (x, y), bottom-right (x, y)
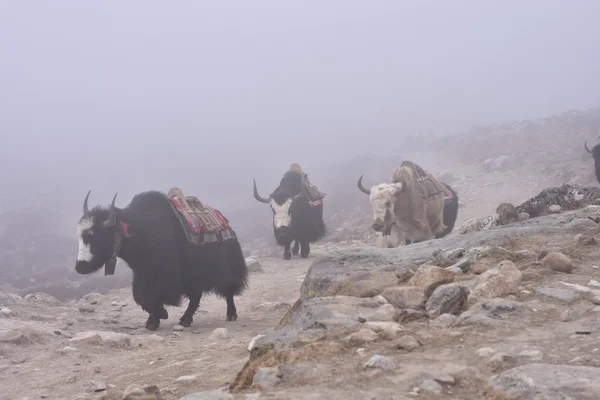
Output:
top-left (302, 209), bottom-right (599, 301)
top-left (425, 283), bottom-right (468, 318)
top-left (486, 363), bottom-right (600, 399)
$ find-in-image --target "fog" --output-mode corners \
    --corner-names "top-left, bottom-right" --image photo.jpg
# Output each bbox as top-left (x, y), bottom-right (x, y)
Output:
top-left (1, 0), bottom-right (600, 224)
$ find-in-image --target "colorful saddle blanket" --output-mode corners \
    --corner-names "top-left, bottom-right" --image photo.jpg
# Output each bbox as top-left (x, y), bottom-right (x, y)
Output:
top-left (167, 187), bottom-right (237, 246)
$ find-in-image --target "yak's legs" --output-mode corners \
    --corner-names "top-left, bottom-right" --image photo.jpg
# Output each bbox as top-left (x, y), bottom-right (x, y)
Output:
top-left (283, 243), bottom-right (292, 260)
top-left (300, 240), bottom-right (310, 258)
top-left (145, 301), bottom-right (167, 331)
top-left (179, 292), bottom-right (202, 327)
top-left (292, 240), bottom-right (300, 256)
top-left (226, 293), bottom-right (238, 321)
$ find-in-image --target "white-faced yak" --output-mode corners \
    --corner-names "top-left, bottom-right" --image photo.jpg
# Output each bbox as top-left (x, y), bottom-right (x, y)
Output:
top-left (253, 168), bottom-right (326, 260)
top-left (74, 190), bottom-right (248, 331)
top-left (357, 160), bottom-right (459, 247)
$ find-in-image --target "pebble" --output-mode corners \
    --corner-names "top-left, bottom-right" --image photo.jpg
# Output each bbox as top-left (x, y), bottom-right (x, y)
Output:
top-left (561, 310), bottom-right (573, 322)
top-left (391, 335), bottom-right (421, 351)
top-left (209, 328), bottom-right (230, 340)
top-left (419, 379), bottom-right (443, 394)
top-left (347, 329), bottom-right (379, 346)
top-left (541, 252), bottom-right (573, 274)
top-left (592, 296), bottom-right (600, 305)
top-left (172, 324), bottom-right (185, 332)
top-left (87, 381), bottom-right (107, 392)
top-left (174, 375), bottom-right (198, 383)
top-left (476, 347), bottom-right (497, 357)
top-left (364, 355), bottom-right (397, 371)
top-left (122, 383), bottom-right (145, 399)
top-left (78, 306), bottom-right (96, 313)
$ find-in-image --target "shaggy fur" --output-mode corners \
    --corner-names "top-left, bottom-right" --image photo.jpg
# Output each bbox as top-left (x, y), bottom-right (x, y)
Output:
top-left (253, 171), bottom-right (326, 260)
top-left (359, 164), bottom-right (459, 247)
top-left (585, 140), bottom-right (600, 183)
top-left (75, 191), bottom-right (248, 331)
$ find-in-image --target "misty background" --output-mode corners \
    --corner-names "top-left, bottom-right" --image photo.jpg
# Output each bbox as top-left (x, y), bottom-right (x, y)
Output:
top-left (1, 1), bottom-right (600, 297)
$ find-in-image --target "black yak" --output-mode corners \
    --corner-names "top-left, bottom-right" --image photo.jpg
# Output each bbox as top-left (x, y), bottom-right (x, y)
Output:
top-left (74, 190), bottom-right (248, 331)
top-left (584, 140), bottom-right (600, 183)
top-left (253, 170), bottom-right (326, 260)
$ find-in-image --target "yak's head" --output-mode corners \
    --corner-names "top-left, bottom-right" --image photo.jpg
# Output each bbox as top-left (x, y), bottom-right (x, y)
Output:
top-left (585, 140), bottom-right (600, 183)
top-left (357, 175), bottom-right (403, 233)
top-left (253, 175), bottom-right (309, 243)
top-left (75, 191), bottom-right (121, 275)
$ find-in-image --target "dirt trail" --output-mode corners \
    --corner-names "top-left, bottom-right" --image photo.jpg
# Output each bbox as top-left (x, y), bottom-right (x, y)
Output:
top-left (0, 254), bottom-right (317, 400)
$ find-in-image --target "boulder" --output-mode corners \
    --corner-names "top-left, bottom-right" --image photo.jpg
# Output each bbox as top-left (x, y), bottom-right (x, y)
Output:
top-left (409, 265), bottom-right (455, 297)
top-left (468, 260), bottom-right (522, 303)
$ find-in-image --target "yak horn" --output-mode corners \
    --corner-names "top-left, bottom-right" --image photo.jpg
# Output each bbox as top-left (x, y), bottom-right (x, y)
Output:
top-left (83, 190), bottom-right (91, 215)
top-left (253, 179), bottom-right (270, 203)
top-left (585, 140), bottom-right (593, 153)
top-left (102, 193), bottom-right (118, 228)
top-left (357, 175), bottom-right (371, 195)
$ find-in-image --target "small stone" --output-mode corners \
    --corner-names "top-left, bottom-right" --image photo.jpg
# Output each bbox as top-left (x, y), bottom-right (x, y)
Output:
top-left (519, 349), bottom-right (543, 361)
top-left (425, 284), bottom-right (468, 318)
top-left (172, 324), bottom-right (184, 332)
top-left (430, 313), bottom-right (457, 328)
top-left (391, 335), bottom-right (420, 351)
top-left (245, 257), bottom-right (263, 273)
top-left (121, 383), bottom-right (145, 399)
top-left (419, 379), bottom-right (443, 394)
top-left (536, 286), bottom-right (579, 303)
top-left (364, 355), bottom-right (397, 371)
top-left (561, 310), bottom-right (573, 322)
top-left (0, 307), bottom-right (14, 317)
top-left (381, 286), bottom-right (425, 309)
top-left (363, 321), bottom-right (403, 339)
top-left (56, 346), bottom-right (79, 354)
top-left (347, 329), bottom-right (379, 346)
top-left (549, 204), bottom-right (562, 213)
top-left (88, 381), bottom-right (107, 392)
top-left (174, 375), bottom-right (197, 383)
top-left (209, 328), bottom-right (230, 340)
top-left (592, 296), bottom-right (600, 305)
top-left (476, 347), bottom-right (497, 357)
top-left (446, 266), bottom-right (463, 275)
top-left (368, 304), bottom-right (396, 322)
top-left (409, 265), bottom-right (455, 297)
top-left (488, 352), bottom-right (516, 371)
top-left (469, 260), bottom-right (522, 303)
top-left (541, 252), bottom-right (573, 273)
top-left (78, 306), bottom-right (96, 313)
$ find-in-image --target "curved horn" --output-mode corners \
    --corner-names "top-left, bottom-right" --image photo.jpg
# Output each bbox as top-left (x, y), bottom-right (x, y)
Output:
top-left (253, 179), bottom-right (270, 203)
top-left (102, 193), bottom-right (118, 228)
top-left (83, 190), bottom-right (91, 215)
top-left (357, 175), bottom-right (371, 195)
top-left (585, 140), bottom-right (593, 154)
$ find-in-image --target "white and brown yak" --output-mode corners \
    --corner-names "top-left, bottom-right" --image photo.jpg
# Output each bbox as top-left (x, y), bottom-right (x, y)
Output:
top-left (357, 161), bottom-right (459, 247)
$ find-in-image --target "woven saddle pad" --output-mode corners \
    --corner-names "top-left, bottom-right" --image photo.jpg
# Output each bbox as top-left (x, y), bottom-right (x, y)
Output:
top-left (401, 161), bottom-right (454, 201)
top-left (167, 187), bottom-right (236, 245)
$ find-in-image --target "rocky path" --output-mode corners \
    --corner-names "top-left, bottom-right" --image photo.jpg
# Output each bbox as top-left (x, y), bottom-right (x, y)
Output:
top-left (0, 255), bottom-right (317, 400)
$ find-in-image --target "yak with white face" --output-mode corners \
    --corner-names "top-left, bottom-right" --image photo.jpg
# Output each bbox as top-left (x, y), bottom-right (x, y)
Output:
top-left (253, 171), bottom-right (326, 260)
top-left (357, 161), bottom-right (459, 247)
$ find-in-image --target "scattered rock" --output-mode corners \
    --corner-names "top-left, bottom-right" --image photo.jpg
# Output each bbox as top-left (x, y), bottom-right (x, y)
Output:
top-left (425, 284), bottom-right (468, 318)
top-left (245, 257), bottom-right (263, 273)
top-left (488, 352), bottom-right (516, 372)
top-left (78, 305), bottom-right (96, 313)
top-left (209, 328), bottom-right (230, 340)
top-left (69, 331), bottom-right (131, 347)
top-left (430, 313), bottom-right (457, 328)
top-left (549, 204), bottom-right (562, 213)
top-left (252, 367), bottom-right (281, 390)
top-left (347, 329), bottom-right (379, 346)
top-left (367, 303), bottom-right (396, 322)
top-left (536, 286), bottom-right (579, 303)
top-left (364, 355), bottom-right (396, 371)
top-left (363, 321), bottom-right (404, 339)
top-left (122, 384), bottom-right (145, 399)
top-left (391, 335), bottom-right (420, 351)
top-left (173, 324), bottom-right (184, 332)
top-left (88, 381), bottom-right (107, 393)
top-left (419, 379), bottom-right (443, 394)
top-left (174, 375), bottom-right (198, 383)
top-left (381, 286), bottom-right (425, 309)
top-left (468, 260), bottom-right (522, 303)
top-left (486, 364), bottom-right (600, 399)
top-left (477, 347), bottom-right (497, 357)
top-left (541, 252), bottom-right (573, 273)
